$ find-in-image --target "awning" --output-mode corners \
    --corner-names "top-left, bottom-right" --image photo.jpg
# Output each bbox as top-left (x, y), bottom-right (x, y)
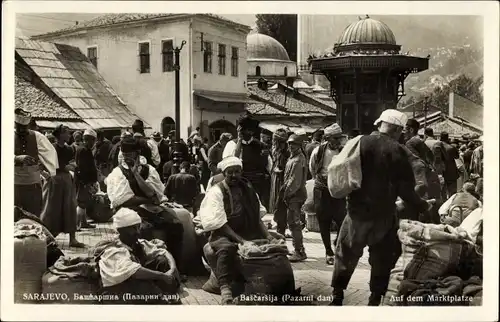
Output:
top-left (36, 120), bottom-right (90, 130)
top-left (194, 90), bottom-right (254, 104)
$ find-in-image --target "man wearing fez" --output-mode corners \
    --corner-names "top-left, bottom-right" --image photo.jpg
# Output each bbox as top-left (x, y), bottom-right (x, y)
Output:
top-left (222, 115), bottom-right (272, 208)
top-left (14, 108), bottom-right (58, 217)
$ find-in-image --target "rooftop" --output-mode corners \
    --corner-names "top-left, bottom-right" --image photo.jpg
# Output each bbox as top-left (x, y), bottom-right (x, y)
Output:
top-left (337, 16), bottom-right (397, 47)
top-left (16, 38), bottom-right (147, 129)
top-left (248, 84), bottom-right (335, 117)
top-left (15, 74), bottom-right (80, 120)
top-left (247, 33), bottom-right (291, 61)
top-left (31, 14), bottom-right (250, 39)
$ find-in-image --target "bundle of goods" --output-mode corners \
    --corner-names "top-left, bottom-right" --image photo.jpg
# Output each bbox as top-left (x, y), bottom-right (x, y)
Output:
top-left (303, 180), bottom-right (319, 232)
top-left (14, 206), bottom-right (64, 267)
top-left (87, 192), bottom-right (113, 223)
top-left (383, 216), bottom-right (483, 306)
top-left (41, 255), bottom-right (100, 304)
top-left (14, 223), bottom-right (47, 303)
top-left (202, 234), bottom-right (299, 305)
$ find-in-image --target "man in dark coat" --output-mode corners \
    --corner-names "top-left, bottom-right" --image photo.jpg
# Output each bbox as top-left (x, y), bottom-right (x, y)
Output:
top-left (439, 132), bottom-right (460, 199)
top-left (330, 109), bottom-right (435, 306)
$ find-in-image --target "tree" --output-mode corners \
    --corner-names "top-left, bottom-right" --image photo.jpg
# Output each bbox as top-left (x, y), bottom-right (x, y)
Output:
top-left (419, 74), bottom-right (483, 114)
top-left (255, 14), bottom-right (298, 62)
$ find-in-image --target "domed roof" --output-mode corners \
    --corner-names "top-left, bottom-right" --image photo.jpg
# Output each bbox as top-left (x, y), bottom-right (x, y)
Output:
top-left (247, 33), bottom-right (290, 61)
top-left (337, 17), bottom-right (397, 46)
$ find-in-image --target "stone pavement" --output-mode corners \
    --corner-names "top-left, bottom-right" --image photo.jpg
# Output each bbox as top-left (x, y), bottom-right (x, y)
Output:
top-left (56, 215), bottom-right (372, 306)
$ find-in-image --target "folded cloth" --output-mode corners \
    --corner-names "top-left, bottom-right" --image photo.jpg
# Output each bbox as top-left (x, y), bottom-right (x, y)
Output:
top-left (398, 276), bottom-right (465, 306)
top-left (238, 239), bottom-right (288, 260)
top-left (14, 223), bottom-right (47, 241)
top-left (49, 256), bottom-right (100, 280)
top-left (398, 220), bottom-right (471, 246)
top-left (462, 276), bottom-right (482, 297)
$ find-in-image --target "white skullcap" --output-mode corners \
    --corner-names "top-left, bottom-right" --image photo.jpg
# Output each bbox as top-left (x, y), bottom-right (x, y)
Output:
top-left (374, 109), bottom-right (408, 128)
top-left (83, 129), bottom-right (97, 138)
top-left (324, 123), bottom-right (342, 137)
top-left (113, 208), bottom-right (142, 229)
top-left (217, 156), bottom-right (243, 172)
top-left (294, 128), bottom-right (307, 136)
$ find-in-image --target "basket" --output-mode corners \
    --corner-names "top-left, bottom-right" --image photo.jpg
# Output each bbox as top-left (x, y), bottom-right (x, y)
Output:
top-left (306, 212), bottom-right (320, 232)
top-left (14, 236), bottom-right (47, 303)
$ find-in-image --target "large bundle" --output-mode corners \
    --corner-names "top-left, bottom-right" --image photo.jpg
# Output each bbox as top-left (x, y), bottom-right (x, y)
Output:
top-left (14, 223), bottom-right (47, 303)
top-left (302, 180), bottom-right (315, 214)
top-left (171, 207), bottom-right (206, 275)
top-left (41, 256), bottom-right (100, 304)
top-left (383, 220), bottom-right (471, 306)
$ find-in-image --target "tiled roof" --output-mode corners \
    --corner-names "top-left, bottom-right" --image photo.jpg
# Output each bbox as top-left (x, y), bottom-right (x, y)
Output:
top-left (248, 85), bottom-right (335, 116)
top-left (15, 74), bottom-right (80, 120)
top-left (16, 38), bottom-right (147, 129)
top-left (32, 14), bottom-right (250, 38)
top-left (246, 103), bottom-right (288, 116)
top-left (418, 116), bottom-right (482, 137)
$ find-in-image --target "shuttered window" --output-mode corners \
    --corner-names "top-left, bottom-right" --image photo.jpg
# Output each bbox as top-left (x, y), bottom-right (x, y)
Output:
top-left (139, 42), bottom-right (150, 74)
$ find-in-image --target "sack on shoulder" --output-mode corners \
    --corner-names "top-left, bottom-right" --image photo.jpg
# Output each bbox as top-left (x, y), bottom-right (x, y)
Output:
top-left (327, 135), bottom-right (363, 198)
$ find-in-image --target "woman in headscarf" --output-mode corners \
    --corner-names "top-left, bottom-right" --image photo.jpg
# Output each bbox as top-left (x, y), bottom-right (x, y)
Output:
top-left (269, 128), bottom-right (290, 235)
top-left (41, 124), bottom-right (85, 247)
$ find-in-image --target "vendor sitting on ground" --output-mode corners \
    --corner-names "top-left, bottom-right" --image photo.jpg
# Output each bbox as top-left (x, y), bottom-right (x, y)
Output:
top-left (199, 156), bottom-right (278, 305)
top-left (105, 137), bottom-right (185, 275)
top-left (94, 208), bottom-right (181, 304)
top-left (438, 182), bottom-right (482, 227)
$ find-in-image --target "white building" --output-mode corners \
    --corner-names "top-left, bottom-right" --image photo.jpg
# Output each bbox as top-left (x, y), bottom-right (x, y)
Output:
top-left (32, 14), bottom-right (252, 140)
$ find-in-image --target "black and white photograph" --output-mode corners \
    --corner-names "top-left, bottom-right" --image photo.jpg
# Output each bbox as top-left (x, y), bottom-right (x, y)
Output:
top-left (1, 1), bottom-right (498, 321)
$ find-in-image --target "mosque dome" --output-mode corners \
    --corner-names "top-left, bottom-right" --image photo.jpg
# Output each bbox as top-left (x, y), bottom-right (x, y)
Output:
top-left (247, 33), bottom-right (290, 61)
top-left (337, 16), bottom-right (397, 47)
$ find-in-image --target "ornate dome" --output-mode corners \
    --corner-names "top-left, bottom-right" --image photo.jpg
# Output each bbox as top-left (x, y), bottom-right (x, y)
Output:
top-left (247, 33), bottom-right (290, 61)
top-left (337, 16), bottom-right (397, 46)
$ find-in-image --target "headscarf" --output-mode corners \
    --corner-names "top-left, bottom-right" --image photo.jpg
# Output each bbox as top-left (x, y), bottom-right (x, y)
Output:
top-left (217, 156), bottom-right (243, 172)
top-left (324, 123), bottom-right (342, 137)
top-left (374, 109), bottom-right (408, 128)
top-left (73, 131), bottom-right (83, 139)
top-left (113, 208), bottom-right (142, 229)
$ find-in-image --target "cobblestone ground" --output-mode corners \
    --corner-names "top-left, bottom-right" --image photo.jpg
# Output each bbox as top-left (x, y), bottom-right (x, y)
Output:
top-left (56, 215), bottom-right (371, 306)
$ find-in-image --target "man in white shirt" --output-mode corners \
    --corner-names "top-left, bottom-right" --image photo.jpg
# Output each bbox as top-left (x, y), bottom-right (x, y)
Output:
top-left (308, 123), bottom-right (346, 265)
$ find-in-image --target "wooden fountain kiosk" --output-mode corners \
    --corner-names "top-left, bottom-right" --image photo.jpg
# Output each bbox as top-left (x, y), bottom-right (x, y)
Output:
top-left (309, 16), bottom-right (429, 134)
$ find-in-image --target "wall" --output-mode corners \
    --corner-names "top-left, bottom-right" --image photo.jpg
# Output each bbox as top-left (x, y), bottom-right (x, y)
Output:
top-left (247, 60), bottom-right (297, 78)
top-left (191, 17), bottom-right (248, 94)
top-left (36, 19), bottom-right (193, 139)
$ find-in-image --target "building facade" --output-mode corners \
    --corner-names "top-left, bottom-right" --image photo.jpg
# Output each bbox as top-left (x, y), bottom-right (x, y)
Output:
top-left (32, 14), bottom-right (251, 140)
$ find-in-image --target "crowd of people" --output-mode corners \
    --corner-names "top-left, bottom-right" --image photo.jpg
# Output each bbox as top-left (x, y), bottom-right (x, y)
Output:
top-left (14, 105), bottom-right (484, 306)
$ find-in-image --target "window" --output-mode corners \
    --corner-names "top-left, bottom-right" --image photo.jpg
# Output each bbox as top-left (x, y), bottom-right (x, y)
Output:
top-left (138, 42), bottom-right (150, 74)
top-left (218, 44), bottom-right (226, 75)
top-left (231, 46), bottom-right (238, 77)
top-left (284, 67), bottom-right (288, 77)
top-left (87, 47), bottom-right (98, 69)
top-left (162, 40), bottom-right (174, 72)
top-left (203, 41), bottom-right (212, 73)
top-left (256, 66), bottom-right (261, 76)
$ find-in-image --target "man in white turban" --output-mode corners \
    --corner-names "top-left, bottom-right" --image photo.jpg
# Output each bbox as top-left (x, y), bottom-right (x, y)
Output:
top-left (14, 108), bottom-right (58, 217)
top-left (93, 208), bottom-right (181, 304)
top-left (329, 109), bottom-right (435, 306)
top-left (308, 123), bottom-right (346, 265)
top-left (199, 156), bottom-right (276, 304)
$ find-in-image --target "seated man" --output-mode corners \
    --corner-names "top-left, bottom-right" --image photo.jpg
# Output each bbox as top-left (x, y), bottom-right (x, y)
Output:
top-left (105, 138), bottom-right (185, 274)
top-left (164, 161), bottom-right (200, 209)
top-left (199, 156), bottom-right (277, 305)
top-left (439, 182), bottom-right (482, 227)
top-left (94, 208), bottom-right (181, 304)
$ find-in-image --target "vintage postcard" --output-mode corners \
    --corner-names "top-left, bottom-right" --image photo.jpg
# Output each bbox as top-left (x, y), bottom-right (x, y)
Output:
top-left (1, 1), bottom-right (498, 321)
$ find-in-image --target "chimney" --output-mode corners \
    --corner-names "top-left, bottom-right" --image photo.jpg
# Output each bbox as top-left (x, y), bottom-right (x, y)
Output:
top-left (449, 92), bottom-right (454, 117)
top-left (257, 78), bottom-right (268, 91)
